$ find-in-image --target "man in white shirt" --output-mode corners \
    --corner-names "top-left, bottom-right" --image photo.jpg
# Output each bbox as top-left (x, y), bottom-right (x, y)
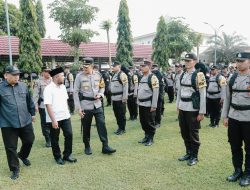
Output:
top-left (44, 67), bottom-right (77, 165)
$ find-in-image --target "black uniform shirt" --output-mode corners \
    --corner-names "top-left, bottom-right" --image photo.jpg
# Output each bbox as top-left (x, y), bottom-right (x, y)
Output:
top-left (0, 80), bottom-right (35, 128)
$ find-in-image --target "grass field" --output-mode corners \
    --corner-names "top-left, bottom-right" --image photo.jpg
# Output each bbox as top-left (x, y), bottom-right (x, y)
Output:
top-left (0, 99), bottom-right (248, 190)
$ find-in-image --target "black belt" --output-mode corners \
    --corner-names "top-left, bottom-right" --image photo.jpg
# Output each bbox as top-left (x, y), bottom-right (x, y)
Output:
top-left (139, 96), bottom-right (152, 102)
top-left (232, 89), bottom-right (250, 93)
top-left (180, 83), bottom-right (192, 87)
top-left (207, 91), bottom-right (220, 95)
top-left (181, 97), bottom-right (192, 102)
top-left (230, 103), bottom-right (250, 111)
top-left (129, 89), bottom-right (134, 93)
top-left (80, 96), bottom-right (96, 101)
top-left (111, 92), bottom-right (123, 96)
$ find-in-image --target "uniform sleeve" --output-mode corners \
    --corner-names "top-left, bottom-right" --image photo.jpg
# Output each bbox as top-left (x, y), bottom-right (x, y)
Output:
top-left (221, 84), bottom-right (231, 119)
top-left (69, 73), bottom-right (74, 93)
top-left (176, 79), bottom-right (181, 109)
top-left (121, 73), bottom-right (128, 101)
top-left (32, 80), bottom-right (40, 107)
top-left (133, 75), bottom-right (139, 97)
top-left (197, 72), bottom-right (207, 114)
top-left (98, 77), bottom-right (105, 98)
top-left (219, 76), bottom-right (227, 100)
top-left (151, 75), bottom-right (159, 108)
top-left (73, 74), bottom-right (82, 111)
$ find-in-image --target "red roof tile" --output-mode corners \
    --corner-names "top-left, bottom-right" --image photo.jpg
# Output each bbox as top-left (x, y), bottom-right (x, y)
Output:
top-left (0, 36), bottom-right (152, 59)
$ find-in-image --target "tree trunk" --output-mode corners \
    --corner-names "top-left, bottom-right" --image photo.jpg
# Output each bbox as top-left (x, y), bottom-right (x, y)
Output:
top-left (197, 46), bottom-right (200, 61)
top-left (107, 30), bottom-right (112, 72)
top-left (74, 46), bottom-right (79, 64)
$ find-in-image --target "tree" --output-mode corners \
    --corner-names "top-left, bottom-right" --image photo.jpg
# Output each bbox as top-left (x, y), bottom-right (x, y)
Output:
top-left (152, 16), bottom-right (169, 69)
top-left (165, 17), bottom-right (201, 61)
top-left (48, 0), bottom-right (98, 63)
top-left (206, 32), bottom-right (247, 65)
top-left (0, 0), bottom-right (21, 36)
top-left (35, 0), bottom-right (46, 38)
top-left (116, 0), bottom-right (133, 66)
top-left (18, 0), bottom-right (42, 73)
top-left (100, 20), bottom-right (112, 71)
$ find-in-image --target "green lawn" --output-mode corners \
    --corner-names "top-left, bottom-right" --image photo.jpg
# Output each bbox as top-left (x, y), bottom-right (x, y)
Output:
top-left (0, 99), bottom-right (248, 190)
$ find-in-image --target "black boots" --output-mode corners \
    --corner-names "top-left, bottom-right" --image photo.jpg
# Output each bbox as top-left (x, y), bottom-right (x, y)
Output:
top-left (178, 153), bottom-right (191, 161)
top-left (178, 151), bottom-right (198, 166)
top-left (45, 136), bottom-right (51, 148)
top-left (138, 134), bottom-right (149, 144)
top-left (227, 168), bottom-right (243, 182)
top-left (138, 134), bottom-right (154, 146)
top-left (102, 145), bottom-right (116, 154)
top-left (187, 156), bottom-right (198, 166)
top-left (240, 174), bottom-right (250, 186)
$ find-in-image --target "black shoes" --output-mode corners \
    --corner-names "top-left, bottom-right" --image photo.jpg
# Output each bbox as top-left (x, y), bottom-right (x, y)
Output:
top-left (227, 168), bottom-right (243, 182)
top-left (114, 129), bottom-right (126, 135)
top-left (187, 157), bottom-right (198, 166)
top-left (63, 155), bottom-right (77, 163)
top-left (10, 169), bottom-right (19, 180)
top-left (240, 174), bottom-right (250, 186)
top-left (178, 154), bottom-right (191, 161)
top-left (55, 158), bottom-right (65, 165)
top-left (102, 146), bottom-right (116, 154)
top-left (144, 138), bottom-right (153, 146)
top-left (18, 155), bottom-right (31, 166)
top-left (84, 147), bottom-right (93, 155)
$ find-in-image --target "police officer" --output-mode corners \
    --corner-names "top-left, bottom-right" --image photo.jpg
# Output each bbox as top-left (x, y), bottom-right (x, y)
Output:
top-left (33, 66), bottom-right (52, 147)
top-left (176, 53), bottom-right (207, 166)
top-left (102, 70), bottom-right (112, 106)
top-left (165, 68), bottom-right (175, 103)
top-left (137, 61), bottom-right (159, 146)
top-left (127, 66), bottom-right (139, 120)
top-left (0, 66), bottom-right (35, 180)
top-left (64, 64), bottom-right (74, 114)
top-left (73, 57), bottom-right (116, 155)
top-left (222, 52), bottom-right (250, 186)
top-left (111, 61), bottom-right (128, 135)
top-left (206, 65), bottom-right (226, 128)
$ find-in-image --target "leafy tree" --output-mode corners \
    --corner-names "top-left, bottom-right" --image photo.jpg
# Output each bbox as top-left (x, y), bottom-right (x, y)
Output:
top-left (0, 0), bottom-right (21, 36)
top-left (35, 0), bottom-right (46, 38)
top-left (18, 0), bottom-right (42, 73)
top-left (152, 16), bottom-right (169, 69)
top-left (48, 0), bottom-right (98, 62)
top-left (116, 0), bottom-right (133, 66)
top-left (165, 17), bottom-right (201, 61)
top-left (206, 32), bottom-right (247, 64)
top-left (100, 20), bottom-right (112, 71)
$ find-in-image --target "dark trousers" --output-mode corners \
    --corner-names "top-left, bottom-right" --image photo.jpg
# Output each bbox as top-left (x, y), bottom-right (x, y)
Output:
top-left (228, 118), bottom-right (250, 173)
top-left (49, 119), bottom-right (73, 160)
top-left (112, 100), bottom-right (126, 130)
top-left (105, 91), bottom-right (111, 106)
top-left (81, 107), bottom-right (108, 147)
top-left (127, 95), bottom-right (138, 119)
top-left (161, 98), bottom-right (165, 115)
top-left (39, 108), bottom-right (50, 139)
top-left (178, 110), bottom-right (201, 157)
top-left (207, 98), bottom-right (222, 125)
top-left (155, 98), bottom-right (163, 125)
top-left (167, 86), bottom-right (174, 103)
top-left (139, 106), bottom-right (156, 138)
top-left (67, 93), bottom-right (75, 113)
top-left (1, 124), bottom-right (35, 171)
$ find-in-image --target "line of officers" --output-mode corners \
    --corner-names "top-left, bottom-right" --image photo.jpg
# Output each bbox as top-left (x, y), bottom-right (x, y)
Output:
top-left (0, 52), bottom-right (249, 186)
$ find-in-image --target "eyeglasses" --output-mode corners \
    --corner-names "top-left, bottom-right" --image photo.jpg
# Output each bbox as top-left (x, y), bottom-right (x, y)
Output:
top-left (184, 60), bottom-right (192, 62)
top-left (236, 59), bottom-right (245, 63)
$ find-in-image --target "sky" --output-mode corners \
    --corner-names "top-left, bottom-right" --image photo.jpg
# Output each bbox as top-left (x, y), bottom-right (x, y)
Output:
top-left (7, 0), bottom-right (250, 44)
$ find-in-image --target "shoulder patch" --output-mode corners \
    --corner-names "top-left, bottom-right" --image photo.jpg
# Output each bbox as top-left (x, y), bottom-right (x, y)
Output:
top-left (151, 75), bottom-right (159, 88)
top-left (197, 72), bottom-right (207, 89)
top-left (133, 75), bottom-right (138, 83)
top-left (120, 72), bottom-right (128, 84)
top-left (219, 76), bottom-right (227, 86)
top-left (99, 78), bottom-right (105, 88)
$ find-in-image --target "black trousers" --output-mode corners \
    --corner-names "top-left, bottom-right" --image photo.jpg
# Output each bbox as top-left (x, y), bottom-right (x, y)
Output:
top-left (228, 118), bottom-right (250, 173)
top-left (1, 124), bottom-right (35, 171)
top-left (161, 98), bottom-right (165, 115)
top-left (67, 93), bottom-right (75, 113)
top-left (127, 95), bottom-right (138, 119)
top-left (112, 100), bottom-right (126, 130)
top-left (81, 107), bottom-right (108, 147)
top-left (49, 119), bottom-right (73, 160)
top-left (155, 98), bottom-right (163, 125)
top-left (139, 106), bottom-right (156, 138)
top-left (178, 110), bottom-right (201, 157)
top-left (39, 108), bottom-right (50, 138)
top-left (207, 98), bottom-right (222, 125)
top-left (105, 90), bottom-right (112, 106)
top-left (167, 86), bottom-right (174, 103)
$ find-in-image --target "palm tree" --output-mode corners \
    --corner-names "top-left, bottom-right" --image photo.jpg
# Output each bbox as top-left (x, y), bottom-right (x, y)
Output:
top-left (206, 32), bottom-right (247, 65)
top-left (100, 20), bottom-right (112, 71)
